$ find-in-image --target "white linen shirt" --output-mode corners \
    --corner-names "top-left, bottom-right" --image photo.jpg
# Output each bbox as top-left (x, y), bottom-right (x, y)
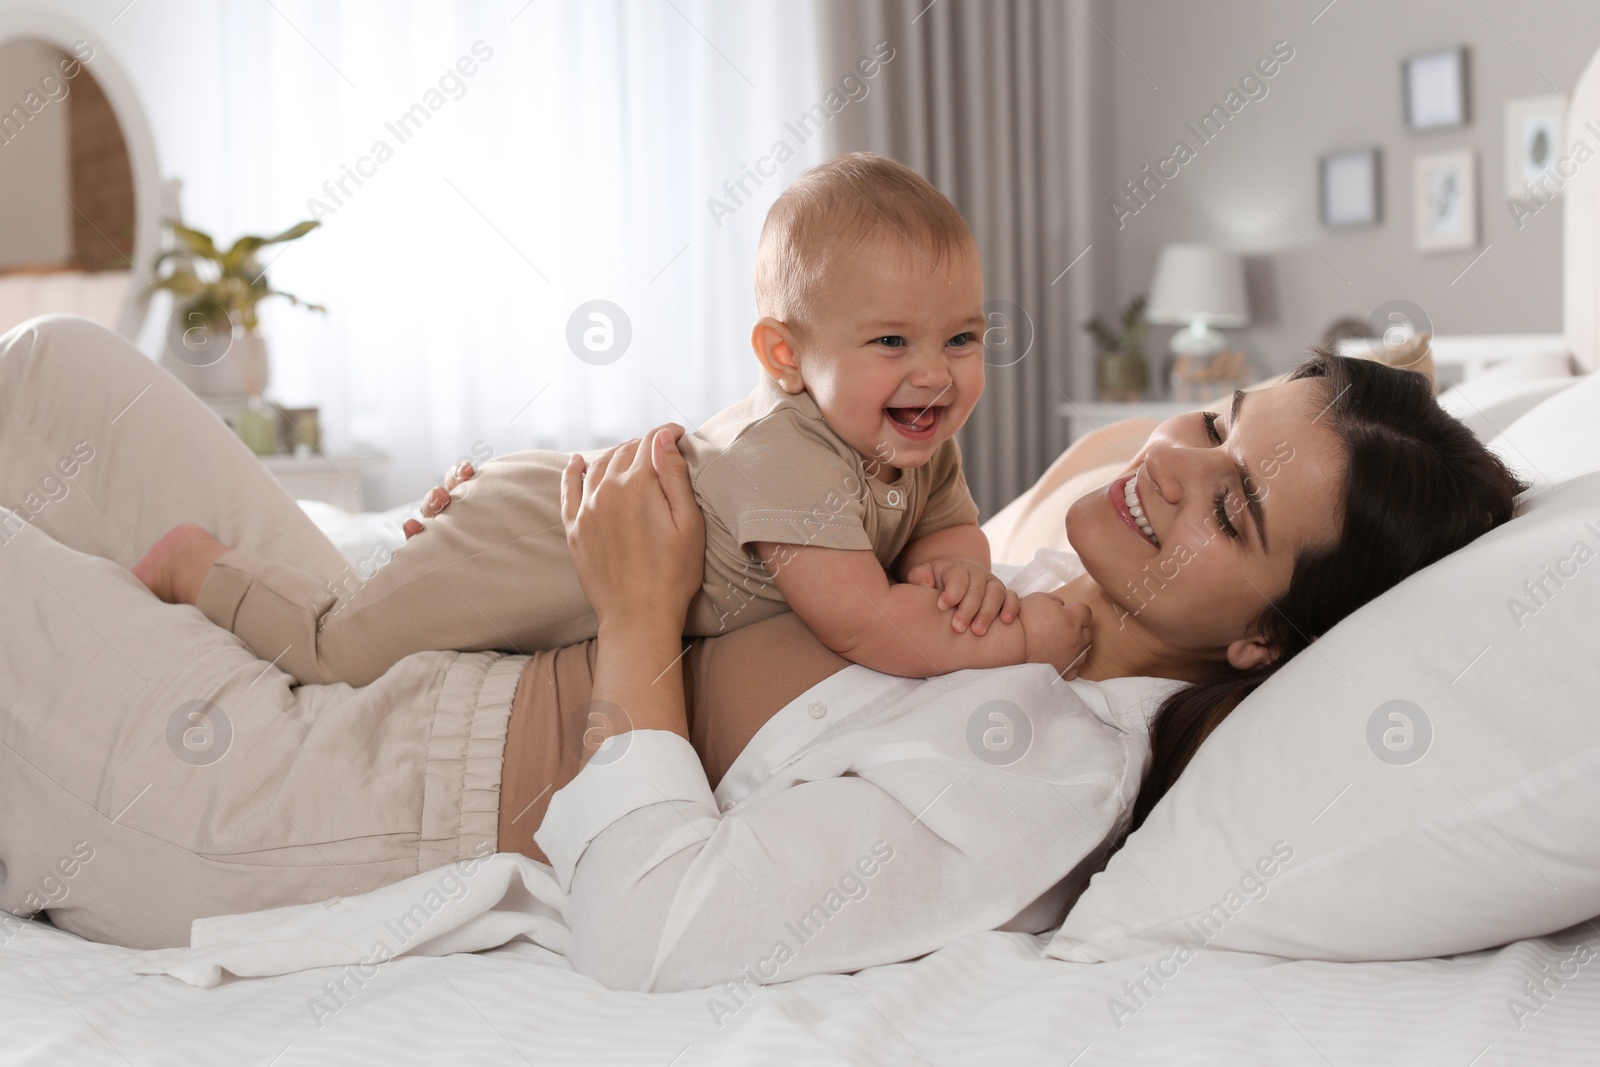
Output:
top-left (535, 548), bottom-right (1188, 992)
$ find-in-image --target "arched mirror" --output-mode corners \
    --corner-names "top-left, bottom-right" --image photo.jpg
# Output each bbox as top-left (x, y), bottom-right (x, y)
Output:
top-left (0, 10), bottom-right (164, 342)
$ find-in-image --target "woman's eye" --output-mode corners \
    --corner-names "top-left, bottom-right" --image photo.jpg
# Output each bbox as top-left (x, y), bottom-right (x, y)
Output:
top-left (1213, 490), bottom-right (1241, 539)
top-left (1202, 413), bottom-right (1242, 539)
top-left (874, 335), bottom-right (907, 348)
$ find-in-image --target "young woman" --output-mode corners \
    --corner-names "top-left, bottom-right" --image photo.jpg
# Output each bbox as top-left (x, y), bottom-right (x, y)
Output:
top-left (0, 315), bottom-right (1524, 992)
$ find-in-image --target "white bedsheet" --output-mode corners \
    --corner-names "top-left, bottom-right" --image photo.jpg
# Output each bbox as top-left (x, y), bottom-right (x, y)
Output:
top-left (2, 908), bottom-right (1595, 1065)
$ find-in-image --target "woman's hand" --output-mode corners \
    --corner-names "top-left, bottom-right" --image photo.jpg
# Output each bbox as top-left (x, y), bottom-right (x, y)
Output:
top-left (560, 425), bottom-right (705, 628)
top-left (402, 461), bottom-right (477, 540)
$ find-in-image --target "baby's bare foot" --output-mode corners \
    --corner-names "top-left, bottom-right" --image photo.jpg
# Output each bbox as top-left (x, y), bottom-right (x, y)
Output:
top-left (133, 524), bottom-right (228, 605)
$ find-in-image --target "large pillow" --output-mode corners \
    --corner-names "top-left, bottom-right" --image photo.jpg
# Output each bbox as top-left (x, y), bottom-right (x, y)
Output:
top-left (1437, 349), bottom-right (1579, 443)
top-left (1047, 371), bottom-right (1600, 963)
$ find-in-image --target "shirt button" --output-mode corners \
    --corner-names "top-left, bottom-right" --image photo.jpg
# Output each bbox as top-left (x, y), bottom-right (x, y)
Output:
top-left (718, 799), bottom-right (735, 813)
top-left (808, 700), bottom-right (827, 719)
top-left (886, 489), bottom-right (903, 507)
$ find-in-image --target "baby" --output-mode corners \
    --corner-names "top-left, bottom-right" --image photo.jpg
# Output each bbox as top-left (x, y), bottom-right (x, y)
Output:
top-left (137, 153), bottom-right (1091, 686)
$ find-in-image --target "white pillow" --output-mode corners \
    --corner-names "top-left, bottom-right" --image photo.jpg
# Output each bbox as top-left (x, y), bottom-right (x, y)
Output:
top-left (1437, 350), bottom-right (1578, 443)
top-left (1048, 371), bottom-right (1600, 963)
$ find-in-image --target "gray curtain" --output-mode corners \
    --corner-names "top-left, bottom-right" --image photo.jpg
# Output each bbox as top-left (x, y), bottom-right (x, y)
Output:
top-left (817, 0), bottom-right (1101, 518)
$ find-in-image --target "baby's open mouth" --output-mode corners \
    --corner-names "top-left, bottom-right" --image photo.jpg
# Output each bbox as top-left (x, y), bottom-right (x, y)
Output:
top-left (885, 405), bottom-right (941, 436)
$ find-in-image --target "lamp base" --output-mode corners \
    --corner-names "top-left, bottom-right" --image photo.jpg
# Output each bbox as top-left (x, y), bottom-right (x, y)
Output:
top-left (1168, 321), bottom-right (1226, 358)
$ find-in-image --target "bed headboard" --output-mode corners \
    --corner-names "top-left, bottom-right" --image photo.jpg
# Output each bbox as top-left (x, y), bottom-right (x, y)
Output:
top-left (1565, 45), bottom-right (1600, 373)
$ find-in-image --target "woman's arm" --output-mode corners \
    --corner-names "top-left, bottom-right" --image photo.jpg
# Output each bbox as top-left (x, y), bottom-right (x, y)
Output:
top-left (557, 428), bottom-right (704, 751)
top-left (541, 425), bottom-right (1126, 992)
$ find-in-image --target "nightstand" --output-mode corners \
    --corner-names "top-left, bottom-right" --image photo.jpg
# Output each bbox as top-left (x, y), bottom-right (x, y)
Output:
top-left (1056, 399), bottom-right (1200, 447)
top-left (259, 449), bottom-right (389, 511)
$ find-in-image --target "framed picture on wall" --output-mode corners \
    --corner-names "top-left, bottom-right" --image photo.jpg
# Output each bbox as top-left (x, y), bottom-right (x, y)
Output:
top-left (1403, 47), bottom-right (1469, 130)
top-left (1414, 149), bottom-right (1478, 253)
top-left (1319, 148), bottom-right (1381, 226)
top-left (1505, 93), bottom-right (1568, 198)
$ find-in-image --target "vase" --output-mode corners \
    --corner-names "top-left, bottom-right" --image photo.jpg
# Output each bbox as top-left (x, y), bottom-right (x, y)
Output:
top-left (159, 302), bottom-right (271, 405)
top-left (1098, 349), bottom-right (1148, 403)
top-left (236, 395), bottom-right (280, 456)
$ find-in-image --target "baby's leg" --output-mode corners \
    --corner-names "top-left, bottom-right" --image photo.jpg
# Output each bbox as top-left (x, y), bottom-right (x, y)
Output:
top-left (196, 449), bottom-right (601, 686)
top-left (0, 315), bottom-right (346, 584)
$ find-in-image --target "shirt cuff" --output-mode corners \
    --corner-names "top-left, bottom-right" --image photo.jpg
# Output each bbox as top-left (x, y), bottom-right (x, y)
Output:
top-left (533, 729), bottom-right (717, 891)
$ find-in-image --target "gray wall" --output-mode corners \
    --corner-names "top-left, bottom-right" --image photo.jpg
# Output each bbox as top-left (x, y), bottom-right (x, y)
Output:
top-left (1095, 0), bottom-right (1600, 387)
top-left (0, 39), bottom-right (72, 269)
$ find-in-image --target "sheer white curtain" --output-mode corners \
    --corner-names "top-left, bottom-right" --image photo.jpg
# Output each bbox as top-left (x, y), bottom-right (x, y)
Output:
top-left (194, 0), bottom-right (824, 508)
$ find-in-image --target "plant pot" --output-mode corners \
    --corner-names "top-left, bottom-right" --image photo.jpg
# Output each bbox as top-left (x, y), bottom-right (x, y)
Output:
top-left (1098, 349), bottom-right (1148, 402)
top-left (159, 302), bottom-right (271, 405)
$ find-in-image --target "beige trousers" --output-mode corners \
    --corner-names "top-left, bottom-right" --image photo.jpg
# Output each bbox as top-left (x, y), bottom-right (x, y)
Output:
top-left (197, 449), bottom-right (599, 686)
top-left (0, 316), bottom-right (520, 950)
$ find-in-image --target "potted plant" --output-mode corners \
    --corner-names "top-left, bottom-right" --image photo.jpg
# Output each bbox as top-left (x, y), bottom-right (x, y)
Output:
top-left (1083, 295), bottom-right (1149, 403)
top-left (151, 219), bottom-right (325, 409)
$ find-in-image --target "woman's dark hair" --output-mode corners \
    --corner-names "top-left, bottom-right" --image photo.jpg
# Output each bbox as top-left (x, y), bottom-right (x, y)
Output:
top-left (1127, 346), bottom-right (1531, 832)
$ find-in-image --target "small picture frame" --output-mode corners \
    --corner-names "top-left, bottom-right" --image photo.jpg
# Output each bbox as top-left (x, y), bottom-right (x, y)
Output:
top-left (1320, 148), bottom-right (1381, 226)
top-left (1414, 149), bottom-right (1478, 253)
top-left (277, 406), bottom-right (322, 455)
top-left (1403, 47), bottom-right (1469, 131)
top-left (1505, 93), bottom-right (1568, 198)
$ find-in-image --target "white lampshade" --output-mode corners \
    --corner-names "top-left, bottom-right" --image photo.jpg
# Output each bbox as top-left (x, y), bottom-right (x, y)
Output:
top-left (1146, 244), bottom-right (1250, 328)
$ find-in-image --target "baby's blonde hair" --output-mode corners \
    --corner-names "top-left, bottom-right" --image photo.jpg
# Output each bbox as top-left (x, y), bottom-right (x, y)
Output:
top-left (754, 152), bottom-right (976, 335)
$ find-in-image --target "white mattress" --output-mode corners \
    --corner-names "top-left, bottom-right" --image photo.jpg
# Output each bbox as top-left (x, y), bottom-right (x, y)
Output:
top-left (2, 910), bottom-right (1594, 1064)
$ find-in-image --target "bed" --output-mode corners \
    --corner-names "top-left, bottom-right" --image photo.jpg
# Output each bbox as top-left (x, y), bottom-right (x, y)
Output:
top-left (6, 64), bottom-right (1600, 1067)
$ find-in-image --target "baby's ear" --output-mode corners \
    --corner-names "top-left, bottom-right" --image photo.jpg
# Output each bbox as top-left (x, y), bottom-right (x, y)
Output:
top-left (751, 317), bottom-right (806, 394)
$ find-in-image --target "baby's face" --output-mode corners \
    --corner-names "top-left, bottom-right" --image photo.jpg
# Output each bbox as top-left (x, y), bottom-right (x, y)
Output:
top-left (792, 237), bottom-right (985, 478)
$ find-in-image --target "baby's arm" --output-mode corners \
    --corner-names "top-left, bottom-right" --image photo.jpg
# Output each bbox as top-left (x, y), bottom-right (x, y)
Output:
top-left (892, 522), bottom-right (1019, 635)
top-left (754, 541), bottom-right (1090, 679)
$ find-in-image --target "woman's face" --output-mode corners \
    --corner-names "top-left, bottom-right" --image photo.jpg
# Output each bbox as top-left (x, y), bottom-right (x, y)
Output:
top-left (1064, 377), bottom-right (1347, 671)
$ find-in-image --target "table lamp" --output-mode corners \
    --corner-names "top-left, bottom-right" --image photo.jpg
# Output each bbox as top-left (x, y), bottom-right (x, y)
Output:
top-left (1145, 244), bottom-right (1250, 357)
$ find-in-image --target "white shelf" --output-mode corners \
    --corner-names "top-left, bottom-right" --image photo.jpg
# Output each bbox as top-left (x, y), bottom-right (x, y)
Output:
top-left (258, 448), bottom-right (389, 511)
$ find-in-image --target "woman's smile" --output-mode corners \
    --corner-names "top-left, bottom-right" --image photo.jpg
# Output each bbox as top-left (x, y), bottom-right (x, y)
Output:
top-left (1110, 472), bottom-right (1160, 549)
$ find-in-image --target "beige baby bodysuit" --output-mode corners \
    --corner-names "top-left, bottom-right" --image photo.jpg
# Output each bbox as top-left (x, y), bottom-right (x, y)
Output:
top-left (198, 375), bottom-right (980, 686)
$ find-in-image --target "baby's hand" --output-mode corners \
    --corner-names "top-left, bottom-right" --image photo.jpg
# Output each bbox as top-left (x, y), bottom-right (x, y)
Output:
top-left (903, 556), bottom-right (1021, 636)
top-left (1018, 592), bottom-right (1093, 680)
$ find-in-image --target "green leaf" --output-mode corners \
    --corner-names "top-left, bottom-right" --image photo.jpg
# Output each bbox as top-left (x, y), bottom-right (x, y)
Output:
top-left (150, 269), bottom-right (204, 298)
top-left (222, 236), bottom-right (266, 273)
top-left (267, 288), bottom-right (328, 314)
top-left (166, 220), bottom-right (219, 261)
top-left (153, 219), bottom-right (325, 321)
top-left (259, 220), bottom-right (320, 246)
